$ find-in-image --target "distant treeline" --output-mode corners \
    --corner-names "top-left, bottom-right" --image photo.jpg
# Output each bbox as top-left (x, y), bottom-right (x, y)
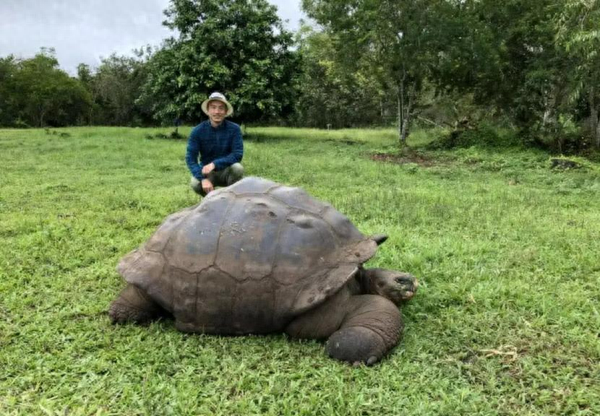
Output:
top-left (1, 0), bottom-right (599, 150)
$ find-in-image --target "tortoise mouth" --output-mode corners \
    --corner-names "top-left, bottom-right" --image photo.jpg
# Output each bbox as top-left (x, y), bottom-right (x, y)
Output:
top-left (402, 289), bottom-right (416, 301)
top-left (394, 274), bottom-right (418, 302)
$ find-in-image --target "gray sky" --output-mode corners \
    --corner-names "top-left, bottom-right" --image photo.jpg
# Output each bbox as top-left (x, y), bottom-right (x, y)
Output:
top-left (0, 0), bottom-right (305, 74)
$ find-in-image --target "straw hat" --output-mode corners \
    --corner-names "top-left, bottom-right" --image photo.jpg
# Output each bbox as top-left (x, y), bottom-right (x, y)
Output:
top-left (201, 92), bottom-right (234, 117)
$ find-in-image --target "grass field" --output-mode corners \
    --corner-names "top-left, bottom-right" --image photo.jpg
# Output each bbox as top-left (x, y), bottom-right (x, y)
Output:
top-left (1, 126), bottom-right (599, 415)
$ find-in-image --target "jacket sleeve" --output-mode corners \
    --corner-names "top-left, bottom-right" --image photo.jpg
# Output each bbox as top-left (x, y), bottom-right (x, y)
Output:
top-left (212, 124), bottom-right (243, 170)
top-left (185, 128), bottom-right (204, 180)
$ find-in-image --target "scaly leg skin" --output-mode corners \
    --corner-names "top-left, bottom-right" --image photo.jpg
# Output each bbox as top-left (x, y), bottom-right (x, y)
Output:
top-left (108, 284), bottom-right (162, 324)
top-left (325, 295), bottom-right (403, 366)
top-left (286, 288), bottom-right (404, 366)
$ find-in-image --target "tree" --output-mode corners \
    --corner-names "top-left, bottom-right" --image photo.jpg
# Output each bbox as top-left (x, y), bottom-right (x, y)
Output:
top-left (557, 0), bottom-right (600, 149)
top-left (93, 51), bottom-right (152, 126)
top-left (302, 0), bottom-right (458, 144)
top-left (468, 1), bottom-right (572, 140)
top-left (293, 23), bottom-right (391, 128)
top-left (0, 55), bottom-right (18, 126)
top-left (440, 0), bottom-right (600, 152)
top-left (140, 0), bottom-right (299, 124)
top-left (8, 48), bottom-right (91, 127)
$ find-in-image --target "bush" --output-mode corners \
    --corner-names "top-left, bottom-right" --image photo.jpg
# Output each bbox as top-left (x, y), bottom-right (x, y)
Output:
top-left (13, 119), bottom-right (31, 129)
top-left (428, 123), bottom-right (520, 149)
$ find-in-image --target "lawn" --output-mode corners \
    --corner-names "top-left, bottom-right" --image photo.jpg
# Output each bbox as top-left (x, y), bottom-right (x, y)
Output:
top-left (1, 126), bottom-right (599, 415)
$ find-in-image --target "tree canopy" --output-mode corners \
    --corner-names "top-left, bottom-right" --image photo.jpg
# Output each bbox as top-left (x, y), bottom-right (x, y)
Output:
top-left (140, 0), bottom-right (299, 124)
top-left (0, 49), bottom-right (91, 127)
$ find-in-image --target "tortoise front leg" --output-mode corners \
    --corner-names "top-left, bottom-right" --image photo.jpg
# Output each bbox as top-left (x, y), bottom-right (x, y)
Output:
top-left (325, 295), bottom-right (403, 365)
top-left (108, 284), bottom-right (162, 324)
top-left (286, 288), bottom-right (403, 365)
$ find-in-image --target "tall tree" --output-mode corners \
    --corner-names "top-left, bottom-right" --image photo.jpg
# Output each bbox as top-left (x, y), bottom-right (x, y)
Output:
top-left (140, 0), bottom-right (299, 124)
top-left (302, 0), bottom-right (457, 144)
top-left (557, 0), bottom-right (600, 148)
top-left (76, 63), bottom-right (97, 125)
top-left (420, 0), bottom-right (588, 148)
top-left (293, 24), bottom-right (390, 128)
top-left (93, 51), bottom-right (152, 126)
top-left (0, 55), bottom-right (18, 126)
top-left (469, 1), bottom-right (572, 139)
top-left (8, 49), bottom-right (91, 127)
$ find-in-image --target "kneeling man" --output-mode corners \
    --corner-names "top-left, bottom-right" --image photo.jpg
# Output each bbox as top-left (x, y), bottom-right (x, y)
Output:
top-left (185, 92), bottom-right (244, 196)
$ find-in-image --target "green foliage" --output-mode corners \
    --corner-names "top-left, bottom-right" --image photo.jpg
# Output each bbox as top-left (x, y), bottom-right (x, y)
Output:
top-left (0, 49), bottom-right (92, 127)
top-left (430, 124), bottom-right (522, 150)
top-left (140, 0), bottom-right (300, 124)
top-left (296, 0), bottom-right (600, 148)
top-left (1, 126), bottom-right (599, 414)
top-left (292, 25), bottom-right (392, 128)
top-left (93, 52), bottom-right (153, 126)
top-left (0, 55), bottom-right (19, 126)
top-left (556, 0), bottom-right (600, 148)
top-left (2, 0), bottom-right (600, 152)
top-left (302, 0), bottom-right (473, 142)
top-left (435, 1), bottom-right (558, 121)
top-left (430, 0), bottom-right (600, 149)
top-left (74, 49), bottom-right (154, 126)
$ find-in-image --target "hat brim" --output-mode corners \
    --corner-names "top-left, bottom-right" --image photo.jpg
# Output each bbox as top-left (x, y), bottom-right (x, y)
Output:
top-left (201, 98), bottom-right (234, 117)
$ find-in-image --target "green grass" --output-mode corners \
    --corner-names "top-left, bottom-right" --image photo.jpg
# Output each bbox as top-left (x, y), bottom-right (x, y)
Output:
top-left (1, 126), bottom-right (599, 415)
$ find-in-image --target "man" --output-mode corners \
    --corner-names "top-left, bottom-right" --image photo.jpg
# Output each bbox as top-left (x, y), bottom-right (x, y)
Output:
top-left (185, 92), bottom-right (244, 196)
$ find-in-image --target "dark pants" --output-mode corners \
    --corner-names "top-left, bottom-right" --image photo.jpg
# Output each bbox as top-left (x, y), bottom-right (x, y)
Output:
top-left (190, 163), bottom-right (244, 196)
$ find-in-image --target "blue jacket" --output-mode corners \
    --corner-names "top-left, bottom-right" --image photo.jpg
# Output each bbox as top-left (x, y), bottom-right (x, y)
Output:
top-left (185, 120), bottom-right (244, 181)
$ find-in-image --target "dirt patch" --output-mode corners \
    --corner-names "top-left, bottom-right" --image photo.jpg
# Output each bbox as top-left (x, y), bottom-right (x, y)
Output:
top-left (370, 151), bottom-right (440, 166)
top-left (324, 138), bottom-right (359, 146)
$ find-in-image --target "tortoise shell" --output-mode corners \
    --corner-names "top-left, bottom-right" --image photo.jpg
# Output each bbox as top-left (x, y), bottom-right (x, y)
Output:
top-left (117, 177), bottom-right (377, 334)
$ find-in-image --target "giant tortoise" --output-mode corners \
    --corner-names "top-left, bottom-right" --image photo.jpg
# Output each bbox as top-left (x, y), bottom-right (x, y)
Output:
top-left (109, 177), bottom-right (418, 365)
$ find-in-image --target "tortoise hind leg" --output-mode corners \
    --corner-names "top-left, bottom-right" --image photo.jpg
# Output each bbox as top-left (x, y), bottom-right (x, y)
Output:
top-left (326, 295), bottom-right (403, 366)
top-left (109, 284), bottom-right (162, 324)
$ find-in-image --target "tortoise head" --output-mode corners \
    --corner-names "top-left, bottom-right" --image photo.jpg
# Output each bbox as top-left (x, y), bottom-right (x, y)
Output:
top-left (361, 235), bottom-right (418, 304)
top-left (361, 268), bottom-right (418, 305)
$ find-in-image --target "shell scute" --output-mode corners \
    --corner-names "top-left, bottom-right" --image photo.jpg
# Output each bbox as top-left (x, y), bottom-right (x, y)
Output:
top-left (215, 195), bottom-right (286, 280)
top-left (145, 207), bottom-right (194, 252)
top-left (268, 185), bottom-right (324, 214)
top-left (272, 214), bottom-right (338, 285)
top-left (163, 193), bottom-right (234, 273)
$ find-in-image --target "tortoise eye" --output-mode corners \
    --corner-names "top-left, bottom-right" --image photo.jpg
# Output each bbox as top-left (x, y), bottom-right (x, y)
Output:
top-left (395, 276), bottom-right (412, 285)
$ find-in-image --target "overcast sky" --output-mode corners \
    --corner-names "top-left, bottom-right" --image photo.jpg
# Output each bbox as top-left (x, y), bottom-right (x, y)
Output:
top-left (0, 0), bottom-right (305, 74)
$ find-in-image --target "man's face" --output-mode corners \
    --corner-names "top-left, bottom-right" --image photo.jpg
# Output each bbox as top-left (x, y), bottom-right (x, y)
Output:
top-left (207, 101), bottom-right (227, 125)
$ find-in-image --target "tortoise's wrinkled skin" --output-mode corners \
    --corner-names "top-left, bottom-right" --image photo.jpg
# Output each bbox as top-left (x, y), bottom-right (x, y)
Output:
top-left (109, 177), bottom-right (417, 365)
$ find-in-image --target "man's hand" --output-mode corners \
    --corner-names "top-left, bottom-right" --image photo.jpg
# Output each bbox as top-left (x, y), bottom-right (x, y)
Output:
top-left (201, 179), bottom-right (214, 194)
top-left (202, 163), bottom-right (216, 175)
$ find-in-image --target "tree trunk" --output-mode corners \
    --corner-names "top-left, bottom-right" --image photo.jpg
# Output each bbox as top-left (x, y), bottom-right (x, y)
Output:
top-left (592, 106), bottom-right (600, 149)
top-left (401, 83), bottom-right (416, 143)
top-left (39, 108), bottom-right (46, 128)
top-left (542, 90), bottom-right (556, 129)
top-left (542, 87), bottom-right (561, 150)
top-left (590, 87), bottom-right (600, 149)
top-left (397, 84), bottom-right (404, 146)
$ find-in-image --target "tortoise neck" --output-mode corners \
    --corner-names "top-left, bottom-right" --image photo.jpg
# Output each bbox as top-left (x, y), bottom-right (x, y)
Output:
top-left (356, 268), bottom-right (372, 294)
